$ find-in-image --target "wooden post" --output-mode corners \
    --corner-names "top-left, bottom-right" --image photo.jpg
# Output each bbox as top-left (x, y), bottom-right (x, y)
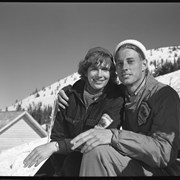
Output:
top-left (48, 95), bottom-right (58, 142)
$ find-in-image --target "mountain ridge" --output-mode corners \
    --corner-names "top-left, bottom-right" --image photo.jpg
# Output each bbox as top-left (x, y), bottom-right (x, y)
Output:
top-left (1, 45), bottom-right (180, 112)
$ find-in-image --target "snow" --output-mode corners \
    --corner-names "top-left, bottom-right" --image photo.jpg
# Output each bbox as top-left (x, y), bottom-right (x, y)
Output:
top-left (0, 137), bottom-right (48, 176)
top-left (156, 69), bottom-right (180, 95)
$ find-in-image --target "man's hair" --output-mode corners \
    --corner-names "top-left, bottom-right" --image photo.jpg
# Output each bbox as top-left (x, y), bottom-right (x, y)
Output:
top-left (115, 44), bottom-right (145, 61)
top-left (114, 44), bottom-right (149, 74)
top-left (78, 50), bottom-right (117, 83)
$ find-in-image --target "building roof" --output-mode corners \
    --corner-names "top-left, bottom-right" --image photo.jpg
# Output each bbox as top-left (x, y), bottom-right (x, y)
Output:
top-left (0, 111), bottom-right (47, 137)
top-left (0, 111), bottom-right (23, 129)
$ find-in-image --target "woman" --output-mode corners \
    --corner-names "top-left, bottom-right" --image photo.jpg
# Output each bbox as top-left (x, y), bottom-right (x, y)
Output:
top-left (23, 47), bottom-right (124, 176)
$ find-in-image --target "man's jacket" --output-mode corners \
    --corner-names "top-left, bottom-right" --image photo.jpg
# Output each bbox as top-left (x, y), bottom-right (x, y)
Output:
top-left (111, 73), bottom-right (180, 170)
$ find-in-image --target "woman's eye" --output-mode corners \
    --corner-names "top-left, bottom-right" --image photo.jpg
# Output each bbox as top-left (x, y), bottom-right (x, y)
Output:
top-left (102, 68), bottom-right (110, 71)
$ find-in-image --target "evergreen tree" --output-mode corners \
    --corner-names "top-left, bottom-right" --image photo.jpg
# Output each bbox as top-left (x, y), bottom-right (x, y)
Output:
top-left (27, 103), bottom-right (52, 128)
top-left (16, 103), bottom-right (22, 111)
top-left (153, 61), bottom-right (180, 77)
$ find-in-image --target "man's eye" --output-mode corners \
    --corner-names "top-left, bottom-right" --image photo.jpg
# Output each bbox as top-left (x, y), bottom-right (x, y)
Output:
top-left (116, 62), bottom-right (123, 66)
top-left (127, 60), bottom-right (134, 64)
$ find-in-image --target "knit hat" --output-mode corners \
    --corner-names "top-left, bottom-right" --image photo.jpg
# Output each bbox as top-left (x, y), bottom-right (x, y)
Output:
top-left (114, 39), bottom-right (147, 59)
top-left (85, 47), bottom-right (113, 60)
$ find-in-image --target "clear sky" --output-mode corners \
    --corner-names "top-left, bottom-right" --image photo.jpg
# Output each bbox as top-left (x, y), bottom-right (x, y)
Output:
top-left (0, 2), bottom-right (180, 109)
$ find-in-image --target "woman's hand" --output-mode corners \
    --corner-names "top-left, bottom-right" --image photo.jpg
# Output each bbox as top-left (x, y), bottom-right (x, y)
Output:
top-left (23, 142), bottom-right (58, 168)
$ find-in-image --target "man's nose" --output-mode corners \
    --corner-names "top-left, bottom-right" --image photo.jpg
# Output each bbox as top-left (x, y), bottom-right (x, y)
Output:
top-left (122, 62), bottom-right (128, 70)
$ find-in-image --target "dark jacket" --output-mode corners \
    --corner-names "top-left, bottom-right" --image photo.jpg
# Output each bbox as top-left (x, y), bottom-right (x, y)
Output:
top-left (111, 72), bottom-right (180, 170)
top-left (51, 79), bottom-right (124, 154)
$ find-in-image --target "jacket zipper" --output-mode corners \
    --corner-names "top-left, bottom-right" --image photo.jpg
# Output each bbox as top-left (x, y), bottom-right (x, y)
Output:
top-left (75, 92), bottom-right (105, 131)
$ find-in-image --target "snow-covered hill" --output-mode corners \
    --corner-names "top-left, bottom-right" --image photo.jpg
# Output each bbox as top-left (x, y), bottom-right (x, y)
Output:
top-left (147, 46), bottom-right (180, 72)
top-left (2, 46), bottom-right (180, 112)
top-left (4, 72), bottom-right (80, 111)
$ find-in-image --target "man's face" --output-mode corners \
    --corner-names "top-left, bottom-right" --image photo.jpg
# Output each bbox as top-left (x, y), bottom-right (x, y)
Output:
top-left (115, 48), bottom-right (146, 89)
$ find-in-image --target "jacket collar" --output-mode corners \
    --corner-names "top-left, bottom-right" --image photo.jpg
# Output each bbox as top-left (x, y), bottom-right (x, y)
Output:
top-left (69, 79), bottom-right (108, 102)
top-left (144, 72), bottom-right (160, 93)
top-left (124, 72), bottom-right (159, 99)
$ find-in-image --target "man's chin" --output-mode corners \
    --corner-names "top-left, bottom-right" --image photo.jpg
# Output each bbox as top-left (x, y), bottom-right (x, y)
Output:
top-left (121, 79), bottom-right (132, 86)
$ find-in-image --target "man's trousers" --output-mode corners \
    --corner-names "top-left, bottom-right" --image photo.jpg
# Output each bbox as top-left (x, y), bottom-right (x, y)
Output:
top-left (79, 145), bottom-right (171, 176)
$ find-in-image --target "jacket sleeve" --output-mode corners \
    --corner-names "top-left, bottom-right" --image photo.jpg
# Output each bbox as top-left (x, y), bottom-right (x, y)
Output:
top-left (62, 84), bottom-right (72, 92)
top-left (110, 86), bottom-right (180, 168)
top-left (50, 88), bottom-right (74, 155)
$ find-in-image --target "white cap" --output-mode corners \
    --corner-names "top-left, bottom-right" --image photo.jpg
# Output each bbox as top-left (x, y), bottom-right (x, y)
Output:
top-left (114, 39), bottom-right (147, 59)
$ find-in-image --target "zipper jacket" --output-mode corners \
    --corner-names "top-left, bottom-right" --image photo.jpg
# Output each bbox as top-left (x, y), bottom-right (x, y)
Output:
top-left (51, 79), bottom-right (124, 154)
top-left (111, 72), bottom-right (180, 169)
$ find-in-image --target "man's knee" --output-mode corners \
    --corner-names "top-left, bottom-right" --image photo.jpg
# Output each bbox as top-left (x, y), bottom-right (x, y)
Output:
top-left (83, 145), bottom-right (110, 161)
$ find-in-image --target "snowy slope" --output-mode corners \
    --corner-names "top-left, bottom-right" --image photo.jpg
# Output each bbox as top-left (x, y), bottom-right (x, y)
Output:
top-left (6, 72), bottom-right (80, 111)
top-left (156, 69), bottom-right (180, 95)
top-left (2, 46), bottom-right (180, 112)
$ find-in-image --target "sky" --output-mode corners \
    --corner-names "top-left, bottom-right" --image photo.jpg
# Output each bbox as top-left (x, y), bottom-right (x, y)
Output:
top-left (0, 2), bottom-right (180, 109)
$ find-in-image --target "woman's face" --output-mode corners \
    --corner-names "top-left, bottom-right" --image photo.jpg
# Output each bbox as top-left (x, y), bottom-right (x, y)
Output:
top-left (87, 59), bottom-right (111, 91)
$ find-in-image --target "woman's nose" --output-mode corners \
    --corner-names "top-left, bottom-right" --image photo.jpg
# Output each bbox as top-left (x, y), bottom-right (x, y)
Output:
top-left (97, 69), bottom-right (103, 76)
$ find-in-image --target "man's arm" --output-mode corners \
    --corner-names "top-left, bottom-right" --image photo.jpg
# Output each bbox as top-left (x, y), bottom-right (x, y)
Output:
top-left (70, 128), bottom-right (113, 153)
top-left (111, 86), bottom-right (180, 168)
top-left (57, 85), bottom-right (72, 109)
top-left (58, 89), bottom-right (69, 109)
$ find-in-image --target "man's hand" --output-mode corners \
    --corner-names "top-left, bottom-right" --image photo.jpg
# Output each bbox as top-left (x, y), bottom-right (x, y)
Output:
top-left (58, 89), bottom-right (69, 110)
top-left (23, 142), bottom-right (57, 168)
top-left (70, 128), bottom-right (113, 153)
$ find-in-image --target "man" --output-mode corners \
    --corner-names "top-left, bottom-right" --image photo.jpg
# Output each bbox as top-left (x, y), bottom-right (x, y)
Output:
top-left (58, 39), bottom-right (180, 176)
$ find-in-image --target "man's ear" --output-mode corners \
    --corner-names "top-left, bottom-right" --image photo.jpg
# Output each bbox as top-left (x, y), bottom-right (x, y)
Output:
top-left (142, 59), bottom-right (148, 72)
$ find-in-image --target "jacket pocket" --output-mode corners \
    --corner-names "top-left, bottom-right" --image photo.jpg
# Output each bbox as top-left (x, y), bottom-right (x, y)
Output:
top-left (65, 116), bottom-right (82, 136)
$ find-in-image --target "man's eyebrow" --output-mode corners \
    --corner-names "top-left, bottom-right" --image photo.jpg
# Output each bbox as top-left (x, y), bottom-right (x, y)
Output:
top-left (116, 57), bottom-right (134, 61)
top-left (126, 57), bottom-right (134, 60)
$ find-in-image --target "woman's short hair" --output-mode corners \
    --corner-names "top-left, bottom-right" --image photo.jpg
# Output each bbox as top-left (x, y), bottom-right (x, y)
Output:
top-left (78, 47), bottom-right (117, 83)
